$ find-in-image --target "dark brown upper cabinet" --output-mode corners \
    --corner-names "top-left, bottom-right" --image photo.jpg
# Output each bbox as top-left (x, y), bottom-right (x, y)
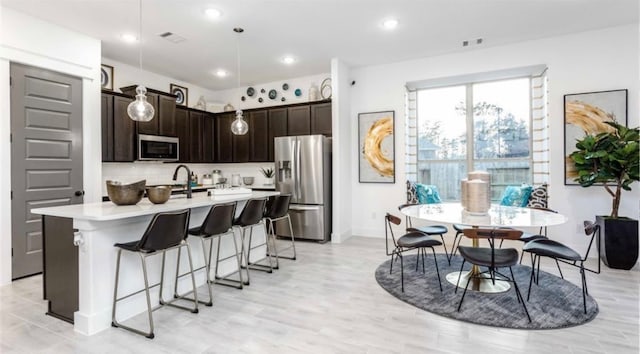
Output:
top-left (268, 107), bottom-right (288, 161)
top-left (287, 105), bottom-right (311, 136)
top-left (120, 86), bottom-right (177, 137)
top-left (215, 113), bottom-right (234, 163)
top-left (311, 102), bottom-right (332, 136)
top-left (249, 110), bottom-right (269, 162)
top-left (175, 107), bottom-right (190, 162)
top-left (202, 114), bottom-right (215, 163)
top-left (101, 90), bottom-right (136, 162)
top-left (189, 110), bottom-right (204, 162)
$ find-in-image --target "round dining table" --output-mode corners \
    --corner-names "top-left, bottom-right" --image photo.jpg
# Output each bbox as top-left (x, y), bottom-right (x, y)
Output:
top-left (400, 202), bottom-right (568, 293)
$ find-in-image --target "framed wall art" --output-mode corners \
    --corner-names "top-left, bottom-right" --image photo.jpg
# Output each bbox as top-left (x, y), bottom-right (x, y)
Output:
top-left (564, 89), bottom-right (627, 185)
top-left (170, 84), bottom-right (188, 106)
top-left (358, 110), bottom-right (395, 183)
top-left (100, 64), bottom-right (114, 90)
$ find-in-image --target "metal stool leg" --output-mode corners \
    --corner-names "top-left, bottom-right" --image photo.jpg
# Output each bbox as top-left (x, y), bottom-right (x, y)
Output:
top-left (212, 231), bottom-right (245, 289)
top-left (247, 221), bottom-right (275, 273)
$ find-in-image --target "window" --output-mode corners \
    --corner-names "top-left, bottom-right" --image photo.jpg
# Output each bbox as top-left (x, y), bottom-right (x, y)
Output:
top-left (416, 78), bottom-right (532, 201)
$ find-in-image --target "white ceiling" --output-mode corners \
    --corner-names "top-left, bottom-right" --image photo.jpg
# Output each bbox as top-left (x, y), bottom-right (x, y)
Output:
top-left (2, 0), bottom-right (637, 91)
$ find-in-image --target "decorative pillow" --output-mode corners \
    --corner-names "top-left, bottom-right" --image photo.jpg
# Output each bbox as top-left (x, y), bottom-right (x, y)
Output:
top-left (499, 185), bottom-right (533, 207)
top-left (406, 180), bottom-right (418, 204)
top-left (416, 184), bottom-right (442, 204)
top-left (527, 183), bottom-right (548, 208)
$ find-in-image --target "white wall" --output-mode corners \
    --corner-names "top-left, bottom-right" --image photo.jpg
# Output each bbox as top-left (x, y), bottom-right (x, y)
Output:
top-left (0, 7), bottom-right (102, 285)
top-left (212, 73), bottom-right (330, 112)
top-left (349, 24), bottom-right (639, 253)
top-left (101, 58), bottom-right (221, 111)
top-left (330, 59), bottom-right (353, 243)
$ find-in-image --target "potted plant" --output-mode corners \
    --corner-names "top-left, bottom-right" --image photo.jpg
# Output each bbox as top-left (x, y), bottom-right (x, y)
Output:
top-left (570, 121), bottom-right (639, 269)
top-left (260, 167), bottom-right (275, 185)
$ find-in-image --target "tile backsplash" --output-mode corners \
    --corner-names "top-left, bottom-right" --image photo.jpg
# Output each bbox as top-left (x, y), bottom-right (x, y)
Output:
top-left (102, 162), bottom-right (275, 196)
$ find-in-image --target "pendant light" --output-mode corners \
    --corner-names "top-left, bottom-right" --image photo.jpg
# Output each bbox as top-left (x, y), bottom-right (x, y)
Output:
top-left (231, 27), bottom-right (248, 135)
top-left (127, 0), bottom-right (155, 122)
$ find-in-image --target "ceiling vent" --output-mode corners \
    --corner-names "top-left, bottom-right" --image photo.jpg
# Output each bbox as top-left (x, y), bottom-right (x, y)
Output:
top-left (159, 32), bottom-right (186, 44)
top-left (462, 38), bottom-right (484, 47)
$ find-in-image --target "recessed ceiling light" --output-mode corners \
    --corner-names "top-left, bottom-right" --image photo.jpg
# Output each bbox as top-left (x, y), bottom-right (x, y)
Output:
top-left (121, 33), bottom-right (138, 43)
top-left (281, 56), bottom-right (296, 65)
top-left (382, 18), bottom-right (398, 30)
top-left (205, 8), bottom-right (222, 19)
top-left (215, 69), bottom-right (228, 78)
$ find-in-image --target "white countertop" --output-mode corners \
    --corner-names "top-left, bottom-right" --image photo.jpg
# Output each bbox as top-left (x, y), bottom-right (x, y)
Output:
top-left (32, 191), bottom-right (279, 221)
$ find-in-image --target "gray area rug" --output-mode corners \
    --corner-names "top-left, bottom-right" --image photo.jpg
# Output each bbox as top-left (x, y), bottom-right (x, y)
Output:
top-left (375, 253), bottom-right (598, 329)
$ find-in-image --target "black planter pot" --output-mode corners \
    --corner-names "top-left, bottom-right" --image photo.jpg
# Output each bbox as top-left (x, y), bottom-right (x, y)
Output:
top-left (596, 215), bottom-right (639, 270)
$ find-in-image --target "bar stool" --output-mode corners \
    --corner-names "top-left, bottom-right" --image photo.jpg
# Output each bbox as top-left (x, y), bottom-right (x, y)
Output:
top-left (264, 194), bottom-right (296, 269)
top-left (183, 202), bottom-right (239, 302)
top-left (111, 209), bottom-right (198, 339)
top-left (235, 198), bottom-right (270, 283)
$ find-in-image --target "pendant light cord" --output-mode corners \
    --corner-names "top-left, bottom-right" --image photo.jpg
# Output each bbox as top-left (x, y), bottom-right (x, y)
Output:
top-left (138, 0), bottom-right (143, 70)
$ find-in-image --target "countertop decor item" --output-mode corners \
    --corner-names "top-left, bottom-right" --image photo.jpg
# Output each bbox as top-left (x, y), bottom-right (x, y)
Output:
top-left (260, 167), bottom-right (274, 178)
top-left (268, 89), bottom-right (277, 100)
top-left (242, 177), bottom-right (254, 186)
top-left (170, 83), bottom-right (188, 106)
top-left (247, 87), bottom-right (255, 97)
top-left (126, 0), bottom-right (154, 122)
top-left (145, 185), bottom-right (171, 204)
top-left (106, 180), bottom-right (146, 205)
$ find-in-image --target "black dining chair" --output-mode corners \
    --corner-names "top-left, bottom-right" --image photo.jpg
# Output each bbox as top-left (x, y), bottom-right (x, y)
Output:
top-left (111, 209), bottom-right (198, 339)
top-left (385, 213), bottom-right (442, 292)
top-left (456, 228), bottom-right (531, 322)
top-left (524, 220), bottom-right (601, 314)
top-left (398, 204), bottom-right (450, 265)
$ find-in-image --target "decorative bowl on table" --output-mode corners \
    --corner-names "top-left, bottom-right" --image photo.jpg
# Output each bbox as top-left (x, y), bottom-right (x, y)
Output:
top-left (242, 177), bottom-right (254, 186)
top-left (106, 180), bottom-right (146, 205)
top-left (145, 185), bottom-right (172, 204)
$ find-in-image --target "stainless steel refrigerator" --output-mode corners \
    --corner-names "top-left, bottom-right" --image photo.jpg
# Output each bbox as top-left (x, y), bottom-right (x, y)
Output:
top-left (274, 135), bottom-right (331, 242)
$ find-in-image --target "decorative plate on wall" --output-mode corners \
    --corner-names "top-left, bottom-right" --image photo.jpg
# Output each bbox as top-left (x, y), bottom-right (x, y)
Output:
top-left (101, 64), bottom-right (113, 90)
top-left (170, 83), bottom-right (188, 106)
top-left (268, 89), bottom-right (277, 100)
top-left (282, 83), bottom-right (289, 90)
top-left (294, 88), bottom-right (302, 97)
top-left (281, 97), bottom-right (286, 102)
top-left (260, 88), bottom-right (266, 93)
top-left (321, 78), bottom-right (332, 99)
top-left (258, 97), bottom-right (264, 103)
top-left (241, 96), bottom-right (246, 101)
top-left (247, 87), bottom-right (255, 97)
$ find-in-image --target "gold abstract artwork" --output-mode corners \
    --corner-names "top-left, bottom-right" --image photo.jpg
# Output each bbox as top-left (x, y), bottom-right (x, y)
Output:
top-left (363, 117), bottom-right (394, 177)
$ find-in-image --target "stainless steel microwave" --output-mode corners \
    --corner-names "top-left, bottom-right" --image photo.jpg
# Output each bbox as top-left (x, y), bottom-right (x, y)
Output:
top-left (138, 134), bottom-right (179, 161)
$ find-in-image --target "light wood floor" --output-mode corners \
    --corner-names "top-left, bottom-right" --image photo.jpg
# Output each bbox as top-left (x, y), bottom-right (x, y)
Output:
top-left (0, 236), bottom-right (638, 353)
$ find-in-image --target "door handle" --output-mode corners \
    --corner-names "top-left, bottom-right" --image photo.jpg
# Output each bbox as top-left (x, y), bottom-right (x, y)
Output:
top-left (74, 190), bottom-right (85, 197)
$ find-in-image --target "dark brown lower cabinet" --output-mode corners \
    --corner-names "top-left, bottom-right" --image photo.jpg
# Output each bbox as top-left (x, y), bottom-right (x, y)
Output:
top-left (42, 216), bottom-right (77, 323)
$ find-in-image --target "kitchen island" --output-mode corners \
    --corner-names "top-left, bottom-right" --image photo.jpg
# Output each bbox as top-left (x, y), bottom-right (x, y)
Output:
top-left (32, 190), bottom-right (279, 336)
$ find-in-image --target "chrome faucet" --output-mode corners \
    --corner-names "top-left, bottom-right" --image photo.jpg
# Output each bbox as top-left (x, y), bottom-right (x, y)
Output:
top-left (172, 164), bottom-right (192, 198)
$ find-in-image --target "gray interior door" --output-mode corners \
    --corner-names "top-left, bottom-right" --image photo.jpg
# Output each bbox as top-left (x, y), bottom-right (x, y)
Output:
top-left (10, 63), bottom-right (83, 279)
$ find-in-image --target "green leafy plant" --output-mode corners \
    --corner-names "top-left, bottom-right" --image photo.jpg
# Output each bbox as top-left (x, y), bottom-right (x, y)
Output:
top-left (570, 121), bottom-right (639, 218)
top-left (260, 167), bottom-right (275, 178)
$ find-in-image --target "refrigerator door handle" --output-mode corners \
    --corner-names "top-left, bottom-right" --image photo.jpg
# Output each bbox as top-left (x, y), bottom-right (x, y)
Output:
top-left (290, 139), bottom-right (297, 200)
top-left (289, 205), bottom-right (321, 211)
top-left (296, 139), bottom-right (302, 200)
